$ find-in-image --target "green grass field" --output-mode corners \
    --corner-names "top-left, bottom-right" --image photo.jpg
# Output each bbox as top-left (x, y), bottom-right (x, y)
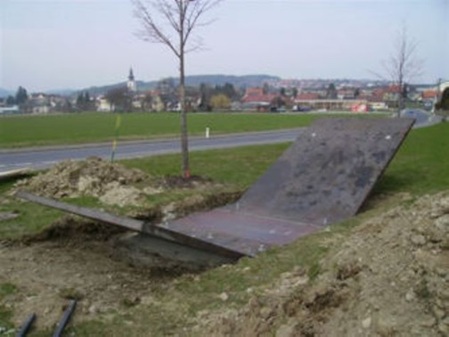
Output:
top-left (0, 112), bottom-right (367, 148)
top-left (373, 122), bottom-right (449, 195)
top-left (124, 122), bottom-right (449, 197)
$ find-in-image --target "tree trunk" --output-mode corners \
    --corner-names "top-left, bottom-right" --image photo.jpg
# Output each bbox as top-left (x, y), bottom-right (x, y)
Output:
top-left (179, 4), bottom-right (190, 179)
top-left (180, 57), bottom-right (190, 179)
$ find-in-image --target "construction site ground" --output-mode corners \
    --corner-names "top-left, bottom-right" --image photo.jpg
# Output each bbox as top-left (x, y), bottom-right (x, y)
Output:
top-left (0, 158), bottom-right (448, 336)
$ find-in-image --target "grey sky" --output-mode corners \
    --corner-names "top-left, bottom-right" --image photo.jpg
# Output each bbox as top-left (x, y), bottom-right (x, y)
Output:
top-left (1, 0), bottom-right (448, 92)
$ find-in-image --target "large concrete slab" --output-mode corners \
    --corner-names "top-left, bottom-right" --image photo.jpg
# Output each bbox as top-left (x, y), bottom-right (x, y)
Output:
top-left (162, 117), bottom-right (414, 256)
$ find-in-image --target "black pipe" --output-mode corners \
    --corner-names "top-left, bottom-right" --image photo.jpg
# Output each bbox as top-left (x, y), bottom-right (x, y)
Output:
top-left (52, 300), bottom-right (77, 337)
top-left (15, 313), bottom-right (36, 337)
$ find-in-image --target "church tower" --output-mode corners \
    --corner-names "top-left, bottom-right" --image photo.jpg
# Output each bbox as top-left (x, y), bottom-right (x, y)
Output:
top-left (127, 67), bottom-right (136, 92)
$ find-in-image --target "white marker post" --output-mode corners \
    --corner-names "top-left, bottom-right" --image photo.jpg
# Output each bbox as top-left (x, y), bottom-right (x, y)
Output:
top-left (205, 127), bottom-right (210, 139)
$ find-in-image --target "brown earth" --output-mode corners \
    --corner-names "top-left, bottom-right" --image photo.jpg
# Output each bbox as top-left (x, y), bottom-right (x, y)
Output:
top-left (12, 157), bottom-right (226, 208)
top-left (13, 157), bottom-right (151, 205)
top-left (1, 158), bottom-right (448, 336)
top-left (0, 228), bottom-right (160, 330)
top-left (1, 158), bottom-right (240, 331)
top-left (193, 192), bottom-right (449, 337)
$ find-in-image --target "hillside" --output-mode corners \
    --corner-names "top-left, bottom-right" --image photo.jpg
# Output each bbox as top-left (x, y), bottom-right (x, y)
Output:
top-left (0, 75), bottom-right (280, 98)
top-left (181, 74), bottom-right (280, 88)
top-left (80, 74), bottom-right (280, 96)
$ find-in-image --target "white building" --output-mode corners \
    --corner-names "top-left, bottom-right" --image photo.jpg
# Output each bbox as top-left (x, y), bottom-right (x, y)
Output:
top-left (127, 67), bottom-right (137, 92)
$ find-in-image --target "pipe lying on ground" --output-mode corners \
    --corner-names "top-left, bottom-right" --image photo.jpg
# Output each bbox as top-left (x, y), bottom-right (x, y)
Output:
top-left (15, 313), bottom-right (36, 337)
top-left (52, 300), bottom-right (77, 337)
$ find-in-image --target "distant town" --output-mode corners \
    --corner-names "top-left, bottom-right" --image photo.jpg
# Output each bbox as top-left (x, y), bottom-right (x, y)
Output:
top-left (0, 70), bottom-right (443, 115)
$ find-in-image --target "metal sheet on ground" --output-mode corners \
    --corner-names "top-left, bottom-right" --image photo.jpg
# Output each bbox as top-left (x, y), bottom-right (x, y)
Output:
top-left (164, 117), bottom-right (414, 256)
top-left (163, 207), bottom-right (321, 256)
top-left (236, 117), bottom-right (415, 225)
top-left (16, 117), bottom-right (415, 260)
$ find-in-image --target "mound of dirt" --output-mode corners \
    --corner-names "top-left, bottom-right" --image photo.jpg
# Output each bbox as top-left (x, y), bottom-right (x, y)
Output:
top-left (15, 157), bottom-right (148, 196)
top-left (14, 157), bottom-right (229, 209)
top-left (13, 157), bottom-right (159, 207)
top-left (193, 191), bottom-right (449, 337)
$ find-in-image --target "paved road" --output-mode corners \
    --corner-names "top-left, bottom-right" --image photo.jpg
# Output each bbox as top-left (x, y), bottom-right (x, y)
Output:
top-left (0, 129), bottom-right (303, 173)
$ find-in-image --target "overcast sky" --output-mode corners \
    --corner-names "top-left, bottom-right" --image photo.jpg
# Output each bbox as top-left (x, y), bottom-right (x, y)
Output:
top-left (1, 0), bottom-right (448, 92)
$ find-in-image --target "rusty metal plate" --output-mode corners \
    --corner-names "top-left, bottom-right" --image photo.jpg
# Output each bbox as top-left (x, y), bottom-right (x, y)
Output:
top-left (162, 117), bottom-right (414, 257)
top-left (159, 207), bottom-right (320, 256)
top-left (236, 117), bottom-right (415, 225)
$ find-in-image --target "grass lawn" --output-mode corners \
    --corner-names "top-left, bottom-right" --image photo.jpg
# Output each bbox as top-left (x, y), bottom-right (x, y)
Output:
top-left (373, 122), bottom-right (449, 196)
top-left (0, 112), bottom-right (373, 148)
top-left (124, 121), bottom-right (449, 197)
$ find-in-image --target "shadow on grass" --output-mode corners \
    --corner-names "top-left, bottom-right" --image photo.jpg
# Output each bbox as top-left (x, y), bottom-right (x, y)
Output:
top-left (371, 172), bottom-right (417, 196)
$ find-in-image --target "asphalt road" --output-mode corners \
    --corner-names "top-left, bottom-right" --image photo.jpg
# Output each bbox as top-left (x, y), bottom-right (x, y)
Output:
top-left (0, 129), bottom-right (303, 173)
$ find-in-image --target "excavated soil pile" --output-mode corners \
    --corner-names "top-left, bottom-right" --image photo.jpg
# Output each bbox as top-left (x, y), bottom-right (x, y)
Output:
top-left (14, 157), bottom-right (232, 210)
top-left (12, 156), bottom-right (241, 236)
top-left (14, 157), bottom-right (153, 207)
top-left (14, 157), bottom-right (229, 208)
top-left (193, 191), bottom-right (449, 337)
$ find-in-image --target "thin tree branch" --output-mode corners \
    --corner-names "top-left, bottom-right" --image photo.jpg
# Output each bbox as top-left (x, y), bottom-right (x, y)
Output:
top-left (132, 0), bottom-right (180, 58)
top-left (131, 0), bottom-right (223, 179)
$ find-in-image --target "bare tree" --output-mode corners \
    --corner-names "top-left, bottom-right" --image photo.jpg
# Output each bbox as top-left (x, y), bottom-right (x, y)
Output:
top-left (378, 26), bottom-right (423, 115)
top-left (132, 0), bottom-right (222, 178)
top-left (105, 86), bottom-right (131, 112)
